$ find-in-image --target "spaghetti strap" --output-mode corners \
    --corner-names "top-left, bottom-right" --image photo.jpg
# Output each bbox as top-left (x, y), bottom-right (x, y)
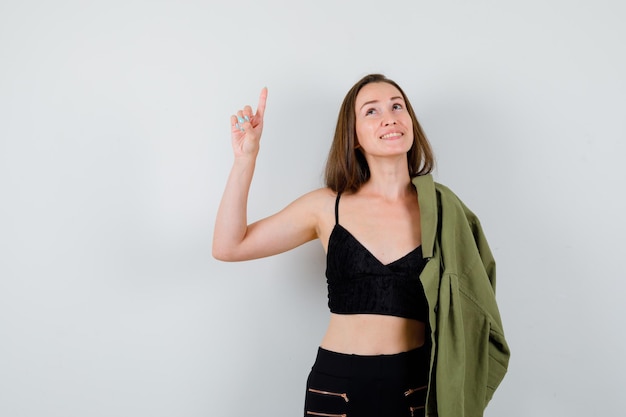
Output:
top-left (334, 193), bottom-right (341, 225)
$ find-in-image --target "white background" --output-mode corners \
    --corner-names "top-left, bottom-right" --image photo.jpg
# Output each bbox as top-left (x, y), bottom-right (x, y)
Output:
top-left (1, 1), bottom-right (625, 416)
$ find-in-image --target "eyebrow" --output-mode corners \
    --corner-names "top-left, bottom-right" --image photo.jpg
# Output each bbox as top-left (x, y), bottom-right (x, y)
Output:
top-left (359, 96), bottom-right (404, 111)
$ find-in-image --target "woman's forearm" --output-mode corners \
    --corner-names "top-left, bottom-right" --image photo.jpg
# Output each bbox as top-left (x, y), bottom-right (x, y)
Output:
top-left (212, 155), bottom-right (257, 261)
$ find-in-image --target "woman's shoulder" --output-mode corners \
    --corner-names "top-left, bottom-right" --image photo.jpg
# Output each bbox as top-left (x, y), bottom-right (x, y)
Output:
top-left (413, 174), bottom-right (472, 214)
top-left (297, 186), bottom-right (336, 202)
top-left (434, 181), bottom-right (461, 200)
top-left (286, 187), bottom-right (336, 214)
top-left (413, 174), bottom-right (460, 201)
top-left (432, 181), bottom-right (482, 224)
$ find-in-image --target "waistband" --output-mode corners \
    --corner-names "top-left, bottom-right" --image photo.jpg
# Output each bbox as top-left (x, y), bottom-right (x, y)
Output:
top-left (312, 345), bottom-right (428, 379)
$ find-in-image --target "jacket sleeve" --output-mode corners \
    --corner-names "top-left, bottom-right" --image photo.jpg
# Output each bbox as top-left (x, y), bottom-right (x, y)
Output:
top-left (459, 200), bottom-right (510, 408)
top-left (460, 200), bottom-right (497, 292)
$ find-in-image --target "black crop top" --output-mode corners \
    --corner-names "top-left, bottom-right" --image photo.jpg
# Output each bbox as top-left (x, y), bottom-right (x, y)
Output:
top-left (326, 194), bottom-right (429, 322)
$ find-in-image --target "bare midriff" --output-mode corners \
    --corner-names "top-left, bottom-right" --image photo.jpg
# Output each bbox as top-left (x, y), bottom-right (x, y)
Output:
top-left (320, 313), bottom-right (426, 355)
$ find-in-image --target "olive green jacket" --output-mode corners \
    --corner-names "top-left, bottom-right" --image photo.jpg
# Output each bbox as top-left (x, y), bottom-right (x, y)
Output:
top-left (413, 175), bottom-right (510, 417)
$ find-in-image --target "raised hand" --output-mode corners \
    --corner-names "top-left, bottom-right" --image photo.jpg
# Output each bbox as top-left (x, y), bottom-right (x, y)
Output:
top-left (230, 87), bottom-right (268, 158)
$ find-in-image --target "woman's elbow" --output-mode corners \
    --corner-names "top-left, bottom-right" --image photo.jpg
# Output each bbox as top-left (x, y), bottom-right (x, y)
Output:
top-left (212, 245), bottom-right (236, 262)
top-left (212, 242), bottom-right (251, 262)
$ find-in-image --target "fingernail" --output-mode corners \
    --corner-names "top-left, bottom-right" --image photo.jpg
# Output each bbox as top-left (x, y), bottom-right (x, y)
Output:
top-left (238, 116), bottom-right (244, 123)
top-left (235, 123), bottom-right (241, 129)
top-left (244, 115), bottom-right (250, 122)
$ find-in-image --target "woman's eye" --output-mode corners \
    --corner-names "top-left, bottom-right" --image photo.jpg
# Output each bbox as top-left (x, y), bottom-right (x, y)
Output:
top-left (365, 108), bottom-right (376, 116)
top-left (392, 103), bottom-right (403, 110)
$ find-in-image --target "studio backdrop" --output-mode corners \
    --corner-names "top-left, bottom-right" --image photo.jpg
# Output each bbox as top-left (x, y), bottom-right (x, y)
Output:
top-left (1, 1), bottom-right (625, 416)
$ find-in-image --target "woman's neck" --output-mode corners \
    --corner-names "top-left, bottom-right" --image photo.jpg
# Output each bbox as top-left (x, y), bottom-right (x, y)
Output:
top-left (360, 159), bottom-right (413, 200)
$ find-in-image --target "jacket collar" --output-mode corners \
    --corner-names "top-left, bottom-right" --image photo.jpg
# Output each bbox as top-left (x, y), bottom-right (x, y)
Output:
top-left (412, 174), bottom-right (437, 258)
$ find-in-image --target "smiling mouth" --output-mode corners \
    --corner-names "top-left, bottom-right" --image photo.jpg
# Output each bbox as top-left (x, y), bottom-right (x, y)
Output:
top-left (380, 132), bottom-right (403, 140)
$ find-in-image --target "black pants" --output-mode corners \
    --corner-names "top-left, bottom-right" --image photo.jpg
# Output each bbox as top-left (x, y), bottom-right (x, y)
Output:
top-left (304, 345), bottom-right (429, 417)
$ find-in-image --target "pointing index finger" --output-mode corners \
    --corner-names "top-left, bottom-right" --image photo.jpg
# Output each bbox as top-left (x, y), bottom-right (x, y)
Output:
top-left (256, 87), bottom-right (268, 119)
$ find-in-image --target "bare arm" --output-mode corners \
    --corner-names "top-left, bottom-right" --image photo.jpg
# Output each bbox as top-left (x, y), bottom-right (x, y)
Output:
top-left (212, 88), bottom-right (321, 261)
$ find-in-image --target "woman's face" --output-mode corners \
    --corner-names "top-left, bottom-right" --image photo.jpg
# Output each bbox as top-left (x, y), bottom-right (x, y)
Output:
top-left (354, 82), bottom-right (414, 158)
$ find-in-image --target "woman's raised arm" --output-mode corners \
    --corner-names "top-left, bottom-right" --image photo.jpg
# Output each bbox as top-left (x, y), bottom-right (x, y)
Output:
top-left (212, 88), bottom-right (321, 261)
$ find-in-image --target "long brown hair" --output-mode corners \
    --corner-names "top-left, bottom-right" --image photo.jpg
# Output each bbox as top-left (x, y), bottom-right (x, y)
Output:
top-left (324, 74), bottom-right (435, 193)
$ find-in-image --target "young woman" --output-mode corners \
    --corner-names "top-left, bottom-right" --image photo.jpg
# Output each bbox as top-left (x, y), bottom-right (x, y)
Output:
top-left (213, 74), bottom-right (509, 417)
